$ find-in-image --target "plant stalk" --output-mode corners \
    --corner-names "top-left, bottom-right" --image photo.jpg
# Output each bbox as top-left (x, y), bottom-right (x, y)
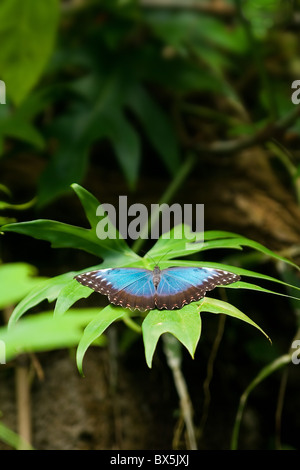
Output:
top-left (132, 152), bottom-right (196, 254)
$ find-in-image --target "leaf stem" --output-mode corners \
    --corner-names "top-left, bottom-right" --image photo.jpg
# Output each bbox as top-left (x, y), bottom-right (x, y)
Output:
top-left (267, 141), bottom-right (300, 205)
top-left (132, 152), bottom-right (196, 254)
top-left (162, 334), bottom-right (198, 450)
top-left (230, 354), bottom-right (291, 450)
top-left (122, 314), bottom-right (142, 334)
top-left (0, 198), bottom-right (36, 211)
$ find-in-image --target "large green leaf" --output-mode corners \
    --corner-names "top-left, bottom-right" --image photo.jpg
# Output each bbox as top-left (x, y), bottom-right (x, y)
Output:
top-left (71, 184), bottom-right (101, 230)
top-left (1, 308), bottom-right (104, 362)
top-left (0, 89), bottom-right (50, 154)
top-left (76, 305), bottom-right (126, 375)
top-left (126, 83), bottom-right (180, 176)
top-left (141, 294), bottom-right (270, 369)
top-left (2, 184), bottom-right (138, 261)
top-left (53, 279), bottom-right (92, 317)
top-left (0, 263), bottom-right (46, 309)
top-left (142, 304), bottom-right (202, 368)
top-left (198, 297), bottom-right (270, 341)
top-left (146, 224), bottom-right (205, 260)
top-left (8, 272), bottom-right (75, 328)
top-left (2, 219), bottom-right (108, 257)
top-left (105, 110), bottom-right (140, 190)
top-left (147, 227), bottom-right (300, 272)
top-left (0, 114), bottom-right (44, 154)
top-left (0, 0), bottom-right (60, 105)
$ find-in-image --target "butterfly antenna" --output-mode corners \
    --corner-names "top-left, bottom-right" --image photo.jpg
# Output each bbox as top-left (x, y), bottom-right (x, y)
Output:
top-left (157, 249), bottom-right (173, 265)
top-left (145, 249), bottom-right (173, 267)
top-left (144, 252), bottom-right (157, 266)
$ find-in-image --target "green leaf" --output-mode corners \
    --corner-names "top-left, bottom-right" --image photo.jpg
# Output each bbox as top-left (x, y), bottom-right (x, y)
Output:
top-left (0, 183), bottom-right (11, 196)
top-left (200, 234), bottom-right (300, 271)
top-left (146, 228), bottom-right (300, 272)
top-left (71, 183), bottom-right (101, 230)
top-left (142, 304), bottom-right (202, 368)
top-left (8, 272), bottom-right (74, 328)
top-left (127, 84), bottom-right (180, 176)
top-left (161, 259), bottom-right (300, 298)
top-left (0, 0), bottom-right (60, 105)
top-left (2, 219), bottom-right (104, 257)
top-left (0, 117), bottom-right (45, 153)
top-left (36, 107), bottom-right (98, 206)
top-left (37, 149), bottom-right (89, 208)
top-left (0, 198), bottom-right (36, 211)
top-left (1, 218), bottom-right (137, 261)
top-left (0, 89), bottom-right (50, 154)
top-left (2, 186), bottom-right (143, 323)
top-left (2, 184), bottom-right (138, 262)
top-left (107, 110), bottom-right (141, 190)
top-left (146, 224), bottom-right (205, 261)
top-left (198, 297), bottom-right (270, 342)
top-left (226, 280), bottom-right (300, 302)
top-left (242, 0), bottom-right (287, 38)
top-left (71, 183), bottom-right (133, 255)
top-left (76, 305), bottom-right (126, 375)
top-left (1, 308), bottom-right (103, 362)
top-left (0, 263), bottom-right (46, 309)
top-left (53, 279), bottom-right (92, 317)
top-left (0, 420), bottom-right (33, 450)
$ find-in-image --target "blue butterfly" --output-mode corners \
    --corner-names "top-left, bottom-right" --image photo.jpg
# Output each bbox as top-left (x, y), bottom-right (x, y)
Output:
top-left (74, 264), bottom-right (240, 312)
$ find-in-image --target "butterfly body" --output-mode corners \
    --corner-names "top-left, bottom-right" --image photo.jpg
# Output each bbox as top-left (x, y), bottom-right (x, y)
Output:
top-left (75, 265), bottom-right (240, 312)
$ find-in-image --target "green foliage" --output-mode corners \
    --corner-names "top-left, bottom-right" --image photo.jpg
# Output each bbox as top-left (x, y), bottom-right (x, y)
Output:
top-left (0, 0), bottom-right (60, 105)
top-left (76, 305), bottom-right (126, 375)
top-left (0, 0), bottom-right (297, 208)
top-left (0, 417), bottom-right (33, 450)
top-left (142, 304), bottom-right (201, 369)
top-left (0, 94), bottom-right (46, 155)
top-left (0, 308), bottom-right (105, 363)
top-left (2, 185), bottom-right (300, 372)
top-left (0, 263), bottom-right (46, 309)
top-left (2, 184), bottom-right (138, 262)
top-left (242, 0), bottom-right (293, 37)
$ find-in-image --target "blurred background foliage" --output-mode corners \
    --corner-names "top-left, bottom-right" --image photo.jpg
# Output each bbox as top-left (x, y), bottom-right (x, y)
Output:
top-left (1, 0), bottom-right (300, 451)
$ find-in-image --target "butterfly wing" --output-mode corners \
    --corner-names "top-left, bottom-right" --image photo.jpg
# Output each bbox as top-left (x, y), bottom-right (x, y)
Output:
top-left (155, 267), bottom-right (240, 310)
top-left (75, 268), bottom-right (156, 311)
top-left (75, 266), bottom-right (240, 312)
